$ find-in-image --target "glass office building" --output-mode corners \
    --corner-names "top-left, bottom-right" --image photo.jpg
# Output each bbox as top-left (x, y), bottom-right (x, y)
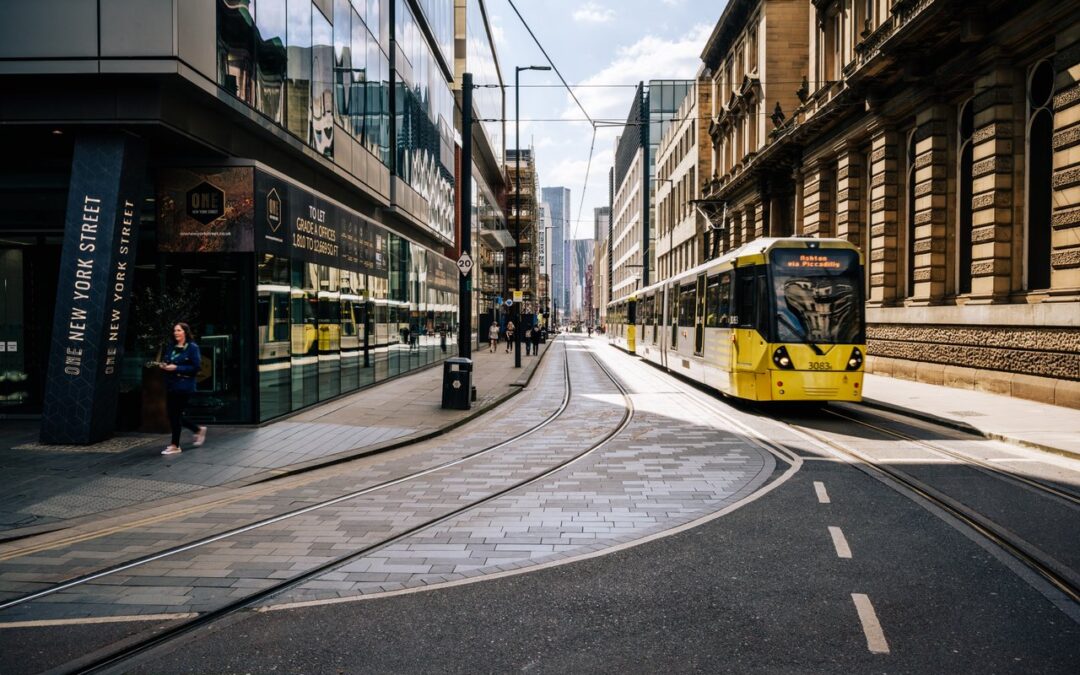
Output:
top-left (0, 0), bottom-right (459, 431)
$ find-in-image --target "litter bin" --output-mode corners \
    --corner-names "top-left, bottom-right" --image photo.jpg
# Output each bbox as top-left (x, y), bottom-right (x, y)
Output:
top-left (441, 357), bottom-right (472, 410)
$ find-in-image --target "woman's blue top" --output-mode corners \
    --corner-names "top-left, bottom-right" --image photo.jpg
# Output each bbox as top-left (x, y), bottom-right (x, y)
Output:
top-left (163, 342), bottom-right (201, 393)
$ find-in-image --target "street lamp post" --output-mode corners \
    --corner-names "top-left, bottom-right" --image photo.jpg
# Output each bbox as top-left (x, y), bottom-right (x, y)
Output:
top-left (514, 64), bottom-right (551, 368)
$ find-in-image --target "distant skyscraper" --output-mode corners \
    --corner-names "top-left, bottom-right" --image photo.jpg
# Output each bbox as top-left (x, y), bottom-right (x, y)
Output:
top-left (541, 187), bottom-right (570, 321)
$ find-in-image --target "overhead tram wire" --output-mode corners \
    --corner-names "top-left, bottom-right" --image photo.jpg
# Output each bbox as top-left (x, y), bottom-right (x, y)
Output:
top-left (506, 0), bottom-right (595, 128)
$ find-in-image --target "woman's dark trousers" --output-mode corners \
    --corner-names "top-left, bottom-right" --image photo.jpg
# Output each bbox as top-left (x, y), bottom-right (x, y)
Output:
top-left (166, 390), bottom-right (200, 445)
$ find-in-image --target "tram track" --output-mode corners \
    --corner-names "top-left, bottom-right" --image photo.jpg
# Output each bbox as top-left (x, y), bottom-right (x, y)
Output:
top-left (824, 405), bottom-right (1080, 508)
top-left (609, 338), bottom-right (1080, 612)
top-left (777, 412), bottom-right (1080, 609)
top-left (7, 339), bottom-right (638, 674)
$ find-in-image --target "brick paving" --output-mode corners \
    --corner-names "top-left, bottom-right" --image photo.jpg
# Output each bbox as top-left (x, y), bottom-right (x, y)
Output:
top-left (0, 343), bottom-right (551, 534)
top-left (0, 338), bottom-right (777, 623)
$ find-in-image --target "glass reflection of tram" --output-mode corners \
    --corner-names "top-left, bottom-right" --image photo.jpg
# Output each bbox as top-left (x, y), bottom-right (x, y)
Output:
top-left (607, 238), bottom-right (866, 403)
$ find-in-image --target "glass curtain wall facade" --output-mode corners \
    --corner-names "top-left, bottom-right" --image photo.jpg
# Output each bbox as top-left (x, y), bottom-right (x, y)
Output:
top-left (256, 208), bottom-right (458, 422)
top-left (217, 0), bottom-right (392, 166)
top-left (394, 0), bottom-right (456, 242)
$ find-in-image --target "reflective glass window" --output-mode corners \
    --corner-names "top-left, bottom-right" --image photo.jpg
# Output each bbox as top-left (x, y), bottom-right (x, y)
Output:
top-left (286, 0), bottom-right (312, 140)
top-left (256, 0), bottom-right (287, 124)
top-left (292, 262), bottom-right (319, 409)
top-left (317, 265), bottom-right (341, 400)
top-left (258, 253), bottom-right (291, 420)
top-left (334, 0), bottom-right (352, 126)
top-left (217, 0), bottom-right (256, 104)
top-left (311, 4), bottom-right (335, 158)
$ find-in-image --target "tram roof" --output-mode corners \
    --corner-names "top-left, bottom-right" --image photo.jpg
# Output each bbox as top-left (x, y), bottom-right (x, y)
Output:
top-left (624, 237), bottom-right (859, 301)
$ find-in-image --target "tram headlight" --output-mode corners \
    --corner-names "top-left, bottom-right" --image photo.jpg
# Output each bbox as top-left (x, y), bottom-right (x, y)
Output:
top-left (847, 347), bottom-right (863, 370)
top-left (772, 346), bottom-right (794, 370)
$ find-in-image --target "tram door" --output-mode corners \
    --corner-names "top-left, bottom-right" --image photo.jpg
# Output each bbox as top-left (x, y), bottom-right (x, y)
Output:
top-left (694, 274), bottom-right (706, 355)
top-left (669, 285), bottom-right (678, 351)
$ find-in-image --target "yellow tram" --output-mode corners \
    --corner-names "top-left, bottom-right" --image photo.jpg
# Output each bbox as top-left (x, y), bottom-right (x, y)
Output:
top-left (607, 237), bottom-right (865, 403)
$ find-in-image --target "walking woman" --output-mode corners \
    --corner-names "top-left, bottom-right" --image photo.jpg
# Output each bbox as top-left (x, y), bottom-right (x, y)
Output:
top-left (504, 320), bottom-right (515, 354)
top-left (160, 322), bottom-right (206, 455)
top-left (488, 321), bottom-right (499, 353)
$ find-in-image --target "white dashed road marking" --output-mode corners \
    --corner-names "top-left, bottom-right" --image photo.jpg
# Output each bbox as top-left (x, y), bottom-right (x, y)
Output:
top-left (814, 481), bottom-right (830, 503)
top-left (851, 593), bottom-right (890, 654)
top-left (829, 526), bottom-right (852, 558)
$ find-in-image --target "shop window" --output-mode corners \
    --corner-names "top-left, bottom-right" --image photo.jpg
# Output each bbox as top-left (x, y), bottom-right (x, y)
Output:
top-left (257, 253), bottom-right (291, 421)
top-left (958, 99), bottom-right (974, 294)
top-left (1026, 59), bottom-right (1054, 291)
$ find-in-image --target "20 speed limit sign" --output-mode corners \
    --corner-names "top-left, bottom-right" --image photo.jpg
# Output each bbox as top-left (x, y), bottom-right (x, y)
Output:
top-left (456, 251), bottom-right (474, 275)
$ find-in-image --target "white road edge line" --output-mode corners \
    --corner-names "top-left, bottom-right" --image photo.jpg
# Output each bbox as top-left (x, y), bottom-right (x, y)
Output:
top-left (851, 593), bottom-right (890, 654)
top-left (0, 612), bottom-right (197, 629)
top-left (814, 481), bottom-right (831, 504)
top-left (829, 526), bottom-right (853, 558)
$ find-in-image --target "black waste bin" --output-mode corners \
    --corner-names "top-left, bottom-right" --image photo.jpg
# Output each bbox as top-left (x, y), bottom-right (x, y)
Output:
top-left (441, 357), bottom-right (472, 410)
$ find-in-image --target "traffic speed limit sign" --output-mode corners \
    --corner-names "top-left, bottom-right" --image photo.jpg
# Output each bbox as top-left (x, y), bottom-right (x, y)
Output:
top-left (456, 251), bottom-right (473, 275)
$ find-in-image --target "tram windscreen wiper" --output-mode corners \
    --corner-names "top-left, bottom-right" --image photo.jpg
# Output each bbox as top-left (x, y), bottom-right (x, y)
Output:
top-left (778, 313), bottom-right (825, 356)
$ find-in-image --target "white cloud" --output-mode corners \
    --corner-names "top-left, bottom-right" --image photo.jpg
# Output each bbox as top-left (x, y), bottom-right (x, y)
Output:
top-left (563, 23), bottom-right (712, 124)
top-left (490, 23), bottom-right (507, 46)
top-left (572, 2), bottom-right (615, 23)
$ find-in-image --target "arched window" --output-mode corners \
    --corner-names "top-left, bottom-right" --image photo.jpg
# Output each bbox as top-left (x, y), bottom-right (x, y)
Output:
top-left (958, 99), bottom-right (974, 294)
top-left (906, 129), bottom-right (917, 297)
top-left (1026, 59), bottom-right (1054, 291)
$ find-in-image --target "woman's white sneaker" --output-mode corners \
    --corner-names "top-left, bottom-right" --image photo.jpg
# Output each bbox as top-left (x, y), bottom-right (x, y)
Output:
top-left (162, 445), bottom-right (182, 455)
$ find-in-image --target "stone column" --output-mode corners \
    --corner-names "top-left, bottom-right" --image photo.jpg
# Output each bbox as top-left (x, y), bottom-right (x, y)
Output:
top-left (868, 125), bottom-right (900, 306)
top-left (1052, 27), bottom-right (1080, 288)
top-left (910, 104), bottom-right (950, 303)
top-left (969, 66), bottom-right (1018, 302)
top-left (834, 145), bottom-right (865, 248)
top-left (802, 160), bottom-right (833, 238)
top-left (793, 164), bottom-right (805, 235)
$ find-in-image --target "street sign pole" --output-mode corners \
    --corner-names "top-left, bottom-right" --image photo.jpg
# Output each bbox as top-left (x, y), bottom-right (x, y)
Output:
top-left (459, 73), bottom-right (473, 360)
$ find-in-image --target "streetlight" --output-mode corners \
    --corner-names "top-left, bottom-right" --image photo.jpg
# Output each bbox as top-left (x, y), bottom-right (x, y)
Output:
top-left (514, 64), bottom-right (551, 368)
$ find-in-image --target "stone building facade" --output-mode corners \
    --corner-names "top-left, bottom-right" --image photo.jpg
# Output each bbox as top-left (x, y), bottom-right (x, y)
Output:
top-left (698, 0), bottom-right (1080, 408)
top-left (655, 78), bottom-right (713, 282)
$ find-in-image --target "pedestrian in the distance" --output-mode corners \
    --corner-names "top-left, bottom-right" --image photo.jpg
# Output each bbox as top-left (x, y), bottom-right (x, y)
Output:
top-left (160, 322), bottom-right (206, 455)
top-left (505, 320), bottom-right (515, 353)
top-left (531, 323), bottom-right (541, 354)
top-left (524, 325), bottom-right (533, 355)
top-left (488, 322), bottom-right (499, 353)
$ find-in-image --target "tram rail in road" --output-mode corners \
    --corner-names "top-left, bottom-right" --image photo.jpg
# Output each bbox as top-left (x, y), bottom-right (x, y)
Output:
top-left (2, 340), bottom-right (640, 674)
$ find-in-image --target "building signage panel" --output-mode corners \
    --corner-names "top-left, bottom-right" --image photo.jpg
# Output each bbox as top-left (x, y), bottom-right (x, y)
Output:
top-left (254, 169), bottom-right (391, 277)
top-left (157, 167), bottom-right (255, 252)
top-left (41, 133), bottom-right (147, 444)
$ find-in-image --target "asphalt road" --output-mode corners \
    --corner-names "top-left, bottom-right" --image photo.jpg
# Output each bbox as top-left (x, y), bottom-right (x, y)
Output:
top-left (131, 453), bottom-right (1080, 674)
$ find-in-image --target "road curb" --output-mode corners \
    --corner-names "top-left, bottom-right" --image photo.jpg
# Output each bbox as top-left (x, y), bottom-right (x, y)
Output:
top-left (857, 397), bottom-right (1080, 462)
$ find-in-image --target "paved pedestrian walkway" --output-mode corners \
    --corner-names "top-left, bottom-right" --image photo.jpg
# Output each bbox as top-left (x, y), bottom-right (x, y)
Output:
top-left (860, 373), bottom-right (1080, 459)
top-left (0, 340), bottom-right (553, 538)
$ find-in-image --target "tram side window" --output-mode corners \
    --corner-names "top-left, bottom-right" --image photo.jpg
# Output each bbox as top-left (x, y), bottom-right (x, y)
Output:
top-left (678, 285), bottom-right (696, 327)
top-left (735, 266), bottom-right (769, 336)
top-left (705, 274), bottom-right (733, 328)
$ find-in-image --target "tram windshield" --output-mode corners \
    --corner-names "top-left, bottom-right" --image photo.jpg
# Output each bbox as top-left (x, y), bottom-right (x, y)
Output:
top-left (770, 249), bottom-right (863, 344)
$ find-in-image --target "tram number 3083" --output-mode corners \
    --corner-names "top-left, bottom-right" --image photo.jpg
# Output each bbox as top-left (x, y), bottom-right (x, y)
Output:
top-left (808, 361), bottom-right (831, 371)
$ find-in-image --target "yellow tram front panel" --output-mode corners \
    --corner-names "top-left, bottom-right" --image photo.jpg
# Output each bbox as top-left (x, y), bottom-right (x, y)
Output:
top-left (766, 342), bottom-right (864, 402)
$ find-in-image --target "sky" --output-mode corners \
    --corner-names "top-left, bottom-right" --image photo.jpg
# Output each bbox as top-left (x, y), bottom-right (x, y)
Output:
top-left (484, 0), bottom-right (723, 240)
